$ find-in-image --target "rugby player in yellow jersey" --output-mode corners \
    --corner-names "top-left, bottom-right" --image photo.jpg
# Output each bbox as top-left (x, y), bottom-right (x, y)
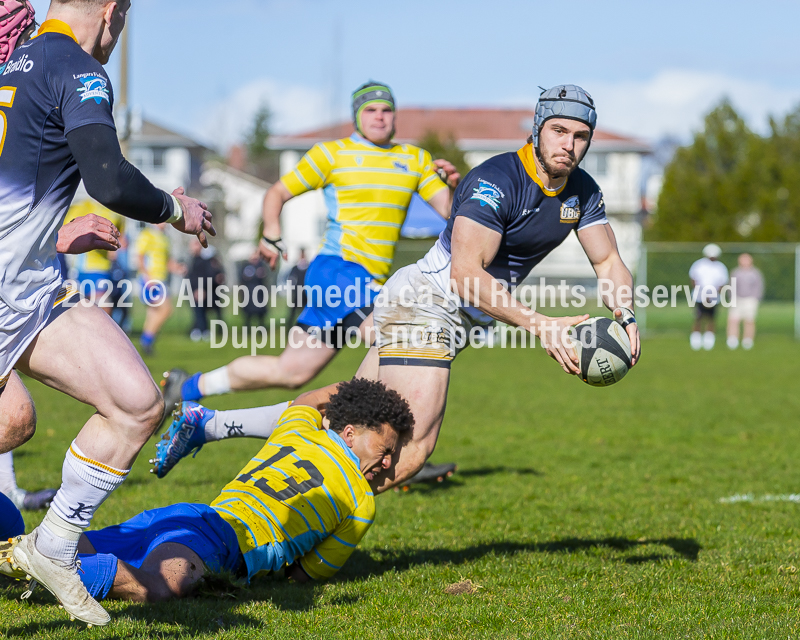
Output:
top-left (2, 378), bottom-right (413, 602)
top-left (136, 222), bottom-right (184, 355)
top-left (163, 81), bottom-right (460, 411)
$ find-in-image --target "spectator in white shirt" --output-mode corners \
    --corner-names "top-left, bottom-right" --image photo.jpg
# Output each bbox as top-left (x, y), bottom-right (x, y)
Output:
top-left (689, 244), bottom-right (729, 350)
top-left (726, 253), bottom-right (764, 350)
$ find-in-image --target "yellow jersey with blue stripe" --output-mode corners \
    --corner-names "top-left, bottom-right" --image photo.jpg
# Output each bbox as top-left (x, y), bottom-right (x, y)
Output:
top-left (135, 227), bottom-right (170, 282)
top-left (210, 405), bottom-right (375, 581)
top-left (63, 200), bottom-right (125, 274)
top-left (280, 133), bottom-right (447, 283)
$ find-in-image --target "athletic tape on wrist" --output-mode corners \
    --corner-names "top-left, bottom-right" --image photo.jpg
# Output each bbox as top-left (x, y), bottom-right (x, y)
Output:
top-left (615, 307), bottom-right (636, 328)
top-left (167, 195), bottom-right (184, 224)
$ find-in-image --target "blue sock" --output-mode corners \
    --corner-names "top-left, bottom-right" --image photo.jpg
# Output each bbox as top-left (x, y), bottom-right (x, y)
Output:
top-left (0, 492), bottom-right (25, 538)
top-left (140, 333), bottom-right (155, 348)
top-left (78, 553), bottom-right (118, 601)
top-left (182, 372), bottom-right (203, 402)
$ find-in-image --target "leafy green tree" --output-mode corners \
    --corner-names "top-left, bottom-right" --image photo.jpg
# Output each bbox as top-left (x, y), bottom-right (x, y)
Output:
top-left (416, 131), bottom-right (471, 180)
top-left (751, 105), bottom-right (800, 241)
top-left (649, 100), bottom-right (762, 241)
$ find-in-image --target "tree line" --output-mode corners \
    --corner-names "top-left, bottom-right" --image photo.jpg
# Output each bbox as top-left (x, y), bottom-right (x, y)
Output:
top-left (650, 99), bottom-right (800, 242)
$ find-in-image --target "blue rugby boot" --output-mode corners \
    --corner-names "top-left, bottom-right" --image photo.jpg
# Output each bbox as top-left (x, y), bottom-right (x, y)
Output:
top-left (150, 402), bottom-right (214, 479)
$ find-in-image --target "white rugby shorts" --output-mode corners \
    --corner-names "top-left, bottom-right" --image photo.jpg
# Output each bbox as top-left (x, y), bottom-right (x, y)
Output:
top-left (373, 264), bottom-right (492, 368)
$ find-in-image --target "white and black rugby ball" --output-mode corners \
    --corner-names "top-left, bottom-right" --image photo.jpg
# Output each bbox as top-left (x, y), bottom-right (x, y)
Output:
top-left (571, 317), bottom-right (632, 387)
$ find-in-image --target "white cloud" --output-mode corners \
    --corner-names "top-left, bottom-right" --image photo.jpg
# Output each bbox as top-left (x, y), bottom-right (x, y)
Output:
top-left (590, 70), bottom-right (800, 140)
top-left (196, 79), bottom-right (336, 151)
top-left (505, 70), bottom-right (800, 141)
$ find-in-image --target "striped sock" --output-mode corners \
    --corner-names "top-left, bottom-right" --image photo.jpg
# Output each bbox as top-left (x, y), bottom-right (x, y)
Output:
top-left (36, 442), bottom-right (129, 565)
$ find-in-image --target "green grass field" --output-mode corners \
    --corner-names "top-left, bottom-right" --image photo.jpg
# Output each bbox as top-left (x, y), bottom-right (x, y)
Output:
top-left (2, 305), bottom-right (800, 639)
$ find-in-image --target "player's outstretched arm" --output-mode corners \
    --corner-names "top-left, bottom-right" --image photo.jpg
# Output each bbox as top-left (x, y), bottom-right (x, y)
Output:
top-left (57, 214), bottom-right (121, 254)
top-left (66, 125), bottom-right (214, 246)
top-left (450, 217), bottom-right (588, 374)
top-left (577, 223), bottom-right (640, 366)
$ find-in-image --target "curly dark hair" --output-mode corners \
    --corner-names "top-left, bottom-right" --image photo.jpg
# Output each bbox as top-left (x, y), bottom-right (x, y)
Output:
top-left (326, 378), bottom-right (414, 436)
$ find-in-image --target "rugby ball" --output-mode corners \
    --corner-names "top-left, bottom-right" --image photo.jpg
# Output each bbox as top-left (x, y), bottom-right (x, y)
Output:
top-left (571, 317), bottom-right (632, 387)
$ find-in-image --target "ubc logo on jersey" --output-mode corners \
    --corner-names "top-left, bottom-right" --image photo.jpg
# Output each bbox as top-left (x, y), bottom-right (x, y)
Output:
top-left (75, 74), bottom-right (110, 104)
top-left (471, 179), bottom-right (505, 212)
top-left (560, 195), bottom-right (581, 223)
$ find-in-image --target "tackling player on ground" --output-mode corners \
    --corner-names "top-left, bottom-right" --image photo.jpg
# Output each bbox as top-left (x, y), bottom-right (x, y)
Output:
top-left (0, 0), bottom-right (215, 626)
top-left (161, 81), bottom-right (459, 482)
top-left (3, 379), bottom-right (412, 602)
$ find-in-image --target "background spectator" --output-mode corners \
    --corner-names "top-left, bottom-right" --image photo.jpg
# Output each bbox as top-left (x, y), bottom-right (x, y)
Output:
top-left (727, 253), bottom-right (764, 350)
top-left (689, 243), bottom-right (729, 351)
top-left (188, 239), bottom-right (226, 341)
top-left (240, 253), bottom-right (269, 327)
top-left (286, 248), bottom-right (310, 326)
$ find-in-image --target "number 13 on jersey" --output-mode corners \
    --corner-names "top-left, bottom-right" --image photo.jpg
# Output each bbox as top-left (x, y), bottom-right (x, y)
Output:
top-left (0, 87), bottom-right (16, 160)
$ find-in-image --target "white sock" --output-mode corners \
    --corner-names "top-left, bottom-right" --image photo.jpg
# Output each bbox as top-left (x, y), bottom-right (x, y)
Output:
top-left (201, 367), bottom-right (231, 397)
top-left (0, 451), bottom-right (25, 509)
top-left (703, 331), bottom-right (716, 350)
top-left (205, 401), bottom-right (290, 442)
top-left (38, 441), bottom-right (129, 564)
top-left (742, 337), bottom-right (753, 350)
top-left (727, 336), bottom-right (739, 350)
top-left (35, 510), bottom-right (83, 567)
top-left (690, 332), bottom-right (702, 350)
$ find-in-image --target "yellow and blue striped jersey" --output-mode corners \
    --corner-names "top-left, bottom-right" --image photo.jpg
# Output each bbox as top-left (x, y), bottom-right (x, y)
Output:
top-left (135, 227), bottom-right (170, 282)
top-left (64, 200), bottom-right (125, 274)
top-left (280, 133), bottom-right (447, 283)
top-left (210, 405), bottom-right (375, 581)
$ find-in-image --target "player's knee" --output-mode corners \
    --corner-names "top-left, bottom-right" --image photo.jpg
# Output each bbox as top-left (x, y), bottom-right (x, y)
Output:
top-left (0, 402), bottom-right (37, 453)
top-left (114, 385), bottom-right (164, 441)
top-left (139, 390), bottom-right (165, 438)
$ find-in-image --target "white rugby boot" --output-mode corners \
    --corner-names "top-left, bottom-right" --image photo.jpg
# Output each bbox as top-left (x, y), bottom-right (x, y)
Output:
top-left (11, 530), bottom-right (110, 627)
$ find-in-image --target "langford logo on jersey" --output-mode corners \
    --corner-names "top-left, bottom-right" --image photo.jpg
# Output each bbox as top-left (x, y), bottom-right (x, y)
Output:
top-left (471, 179), bottom-right (505, 211)
top-left (2, 54), bottom-right (34, 75)
top-left (75, 74), bottom-right (110, 104)
top-left (560, 195), bottom-right (581, 223)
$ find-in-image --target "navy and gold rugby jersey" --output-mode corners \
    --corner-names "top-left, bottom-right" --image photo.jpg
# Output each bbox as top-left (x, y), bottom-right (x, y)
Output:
top-left (210, 405), bottom-right (375, 581)
top-left (0, 20), bottom-right (116, 313)
top-left (420, 144), bottom-right (607, 290)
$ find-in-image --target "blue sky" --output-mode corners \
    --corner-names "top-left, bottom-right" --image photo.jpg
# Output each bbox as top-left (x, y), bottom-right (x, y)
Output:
top-left (30, 0), bottom-right (800, 149)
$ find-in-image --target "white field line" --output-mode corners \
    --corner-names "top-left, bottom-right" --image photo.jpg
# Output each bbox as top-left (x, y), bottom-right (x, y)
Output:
top-left (719, 494), bottom-right (800, 504)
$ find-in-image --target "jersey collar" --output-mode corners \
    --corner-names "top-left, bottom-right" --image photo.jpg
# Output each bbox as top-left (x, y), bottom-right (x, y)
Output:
top-left (517, 144), bottom-right (568, 197)
top-left (350, 132), bottom-right (394, 150)
top-left (35, 20), bottom-right (79, 43)
top-left (326, 429), bottom-right (362, 468)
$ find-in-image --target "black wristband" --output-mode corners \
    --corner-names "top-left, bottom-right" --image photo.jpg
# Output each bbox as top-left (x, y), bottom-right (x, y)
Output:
top-left (261, 236), bottom-right (287, 254)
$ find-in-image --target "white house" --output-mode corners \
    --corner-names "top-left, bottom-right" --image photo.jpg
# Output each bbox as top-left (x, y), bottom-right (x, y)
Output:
top-left (271, 108), bottom-right (654, 280)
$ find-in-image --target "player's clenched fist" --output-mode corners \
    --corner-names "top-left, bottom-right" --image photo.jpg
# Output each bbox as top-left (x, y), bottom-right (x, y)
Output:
top-left (171, 187), bottom-right (217, 248)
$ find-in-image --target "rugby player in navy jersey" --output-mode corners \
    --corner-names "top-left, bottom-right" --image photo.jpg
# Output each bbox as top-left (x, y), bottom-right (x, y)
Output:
top-left (0, 0), bottom-right (215, 626)
top-left (365, 85), bottom-right (641, 492)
